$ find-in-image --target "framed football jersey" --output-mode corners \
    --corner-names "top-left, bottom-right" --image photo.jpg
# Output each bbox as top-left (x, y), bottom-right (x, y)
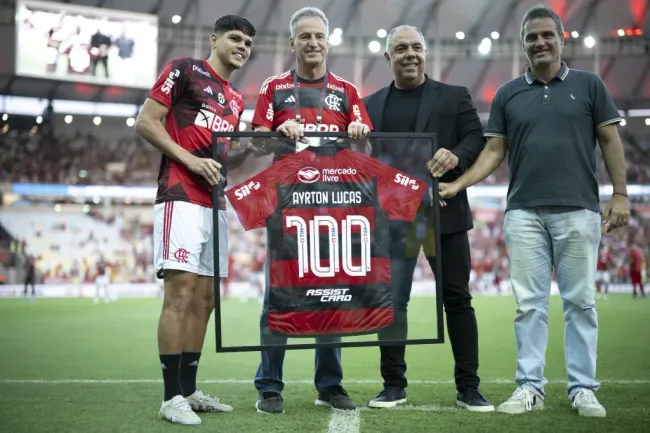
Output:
top-left (212, 132), bottom-right (444, 352)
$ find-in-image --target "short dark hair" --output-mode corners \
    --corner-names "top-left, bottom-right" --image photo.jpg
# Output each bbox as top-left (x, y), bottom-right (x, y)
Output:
top-left (520, 4), bottom-right (564, 41)
top-left (213, 15), bottom-right (256, 37)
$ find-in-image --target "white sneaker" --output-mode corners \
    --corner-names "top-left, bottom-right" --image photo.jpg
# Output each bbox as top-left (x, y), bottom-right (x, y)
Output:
top-left (159, 395), bottom-right (202, 425)
top-left (186, 390), bottom-right (233, 413)
top-left (497, 387), bottom-right (544, 414)
top-left (572, 389), bottom-right (606, 417)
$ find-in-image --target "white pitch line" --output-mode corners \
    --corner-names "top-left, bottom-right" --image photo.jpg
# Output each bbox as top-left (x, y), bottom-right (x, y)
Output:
top-left (361, 404), bottom-right (459, 413)
top-left (328, 409), bottom-right (360, 433)
top-left (0, 378), bottom-right (648, 385)
top-left (392, 404), bottom-right (459, 412)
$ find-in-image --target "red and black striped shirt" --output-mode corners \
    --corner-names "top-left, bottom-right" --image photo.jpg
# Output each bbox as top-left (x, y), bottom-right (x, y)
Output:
top-left (148, 57), bottom-right (244, 209)
top-left (252, 69), bottom-right (373, 163)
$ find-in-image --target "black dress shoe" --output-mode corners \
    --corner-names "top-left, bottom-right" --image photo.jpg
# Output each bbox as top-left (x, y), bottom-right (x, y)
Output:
top-left (456, 388), bottom-right (495, 412)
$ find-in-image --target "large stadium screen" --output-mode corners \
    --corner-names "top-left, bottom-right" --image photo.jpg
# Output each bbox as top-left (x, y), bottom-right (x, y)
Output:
top-left (15, 0), bottom-right (158, 89)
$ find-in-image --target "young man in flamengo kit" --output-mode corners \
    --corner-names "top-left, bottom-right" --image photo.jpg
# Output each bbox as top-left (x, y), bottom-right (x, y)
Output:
top-left (248, 6), bottom-right (372, 414)
top-left (135, 15), bottom-right (257, 426)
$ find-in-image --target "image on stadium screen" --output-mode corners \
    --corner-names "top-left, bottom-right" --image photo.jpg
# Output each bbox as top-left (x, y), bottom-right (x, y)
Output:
top-left (226, 143), bottom-right (427, 337)
top-left (15, 1), bottom-right (158, 88)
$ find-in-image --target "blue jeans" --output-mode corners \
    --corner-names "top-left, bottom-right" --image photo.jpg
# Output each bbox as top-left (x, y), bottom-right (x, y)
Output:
top-left (253, 251), bottom-right (343, 394)
top-left (503, 207), bottom-right (601, 400)
top-left (253, 312), bottom-right (343, 394)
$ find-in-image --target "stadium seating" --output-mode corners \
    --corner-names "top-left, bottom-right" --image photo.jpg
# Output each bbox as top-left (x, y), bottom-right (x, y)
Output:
top-left (2, 129), bottom-right (650, 186)
top-left (1, 128), bottom-right (649, 289)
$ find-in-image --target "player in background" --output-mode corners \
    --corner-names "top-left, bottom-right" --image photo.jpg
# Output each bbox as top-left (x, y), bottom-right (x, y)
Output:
top-left (220, 255), bottom-right (235, 299)
top-left (135, 15), bottom-right (256, 426)
top-left (595, 244), bottom-right (613, 299)
top-left (23, 256), bottom-right (36, 300)
top-left (249, 247), bottom-right (265, 303)
top-left (641, 248), bottom-right (650, 290)
top-left (629, 242), bottom-right (646, 298)
top-left (247, 7), bottom-right (372, 414)
top-left (93, 258), bottom-right (111, 304)
top-left (70, 259), bottom-right (82, 298)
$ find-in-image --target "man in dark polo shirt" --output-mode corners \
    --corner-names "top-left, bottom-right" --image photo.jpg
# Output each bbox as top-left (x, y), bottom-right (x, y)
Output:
top-left (438, 5), bottom-right (629, 418)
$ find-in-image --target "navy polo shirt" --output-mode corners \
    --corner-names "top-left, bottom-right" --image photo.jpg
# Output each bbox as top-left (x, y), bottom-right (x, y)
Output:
top-left (484, 62), bottom-right (622, 213)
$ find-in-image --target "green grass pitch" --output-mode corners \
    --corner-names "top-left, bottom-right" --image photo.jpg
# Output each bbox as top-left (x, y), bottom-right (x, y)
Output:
top-left (1, 295), bottom-right (649, 432)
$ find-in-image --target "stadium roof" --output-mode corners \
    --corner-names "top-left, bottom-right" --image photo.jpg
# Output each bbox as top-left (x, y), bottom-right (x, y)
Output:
top-left (1, 0), bottom-right (648, 112)
top-left (71, 0), bottom-right (647, 40)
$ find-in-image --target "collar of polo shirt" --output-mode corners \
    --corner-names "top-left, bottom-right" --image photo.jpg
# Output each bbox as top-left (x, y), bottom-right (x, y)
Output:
top-left (524, 61), bottom-right (570, 84)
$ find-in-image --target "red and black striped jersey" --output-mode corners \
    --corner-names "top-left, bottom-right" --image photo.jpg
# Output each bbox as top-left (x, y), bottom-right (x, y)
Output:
top-left (251, 69), bottom-right (372, 163)
top-left (148, 57), bottom-right (244, 209)
top-left (597, 250), bottom-right (612, 271)
top-left (225, 145), bottom-right (426, 336)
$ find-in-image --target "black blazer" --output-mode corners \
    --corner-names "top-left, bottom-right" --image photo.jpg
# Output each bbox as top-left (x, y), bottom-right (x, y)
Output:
top-left (363, 77), bottom-right (485, 235)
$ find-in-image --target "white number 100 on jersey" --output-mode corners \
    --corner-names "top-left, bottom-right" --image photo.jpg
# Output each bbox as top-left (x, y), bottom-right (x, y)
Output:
top-left (286, 215), bottom-right (372, 278)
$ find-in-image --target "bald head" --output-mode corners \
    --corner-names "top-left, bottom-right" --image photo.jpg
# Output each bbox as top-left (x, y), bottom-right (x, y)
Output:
top-left (385, 25), bottom-right (426, 54)
top-left (384, 25), bottom-right (427, 89)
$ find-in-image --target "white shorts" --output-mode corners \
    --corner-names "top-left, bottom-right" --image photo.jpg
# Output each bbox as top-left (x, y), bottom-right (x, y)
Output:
top-left (153, 201), bottom-right (228, 278)
top-left (95, 275), bottom-right (109, 286)
top-left (596, 270), bottom-right (611, 284)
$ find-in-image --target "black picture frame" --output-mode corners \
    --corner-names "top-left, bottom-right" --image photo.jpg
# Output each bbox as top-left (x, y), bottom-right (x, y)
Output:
top-left (211, 131), bottom-right (444, 352)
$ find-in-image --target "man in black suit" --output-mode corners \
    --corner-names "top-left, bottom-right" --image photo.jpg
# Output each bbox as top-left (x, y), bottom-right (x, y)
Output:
top-left (363, 25), bottom-right (493, 412)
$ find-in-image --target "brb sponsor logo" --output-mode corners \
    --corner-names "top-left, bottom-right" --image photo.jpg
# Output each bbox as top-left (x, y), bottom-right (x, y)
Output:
top-left (234, 181), bottom-right (260, 200)
top-left (306, 288), bottom-right (352, 303)
top-left (161, 69), bottom-right (180, 94)
top-left (297, 167), bottom-right (320, 183)
top-left (194, 108), bottom-right (235, 132)
top-left (303, 123), bottom-right (339, 133)
top-left (302, 124), bottom-right (339, 147)
top-left (394, 173), bottom-right (420, 190)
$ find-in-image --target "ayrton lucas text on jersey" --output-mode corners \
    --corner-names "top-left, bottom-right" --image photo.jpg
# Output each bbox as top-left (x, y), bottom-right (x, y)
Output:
top-left (292, 191), bottom-right (362, 206)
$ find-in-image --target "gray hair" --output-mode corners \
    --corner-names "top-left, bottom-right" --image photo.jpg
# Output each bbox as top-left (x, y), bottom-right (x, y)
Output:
top-left (385, 25), bottom-right (427, 53)
top-left (289, 7), bottom-right (329, 38)
top-left (520, 4), bottom-right (564, 41)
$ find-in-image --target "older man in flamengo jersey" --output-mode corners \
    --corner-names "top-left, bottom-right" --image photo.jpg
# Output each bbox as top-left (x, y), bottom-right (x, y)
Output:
top-left (247, 6), bottom-right (372, 415)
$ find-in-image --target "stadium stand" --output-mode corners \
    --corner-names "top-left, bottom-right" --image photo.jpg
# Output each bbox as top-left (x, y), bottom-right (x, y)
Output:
top-left (0, 0), bottom-right (649, 295)
top-left (1, 125), bottom-right (649, 291)
top-left (1, 2), bottom-right (650, 432)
